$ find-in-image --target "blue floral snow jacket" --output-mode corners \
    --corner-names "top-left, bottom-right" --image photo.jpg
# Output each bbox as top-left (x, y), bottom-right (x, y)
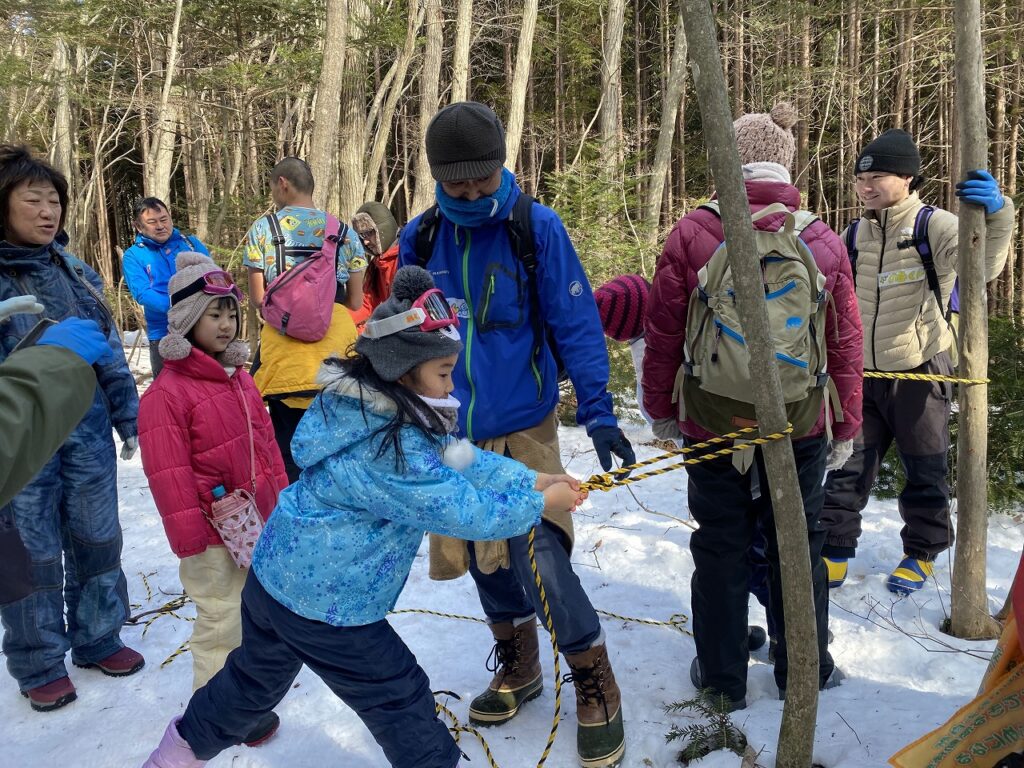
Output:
top-left (122, 228), bottom-right (208, 341)
top-left (0, 236), bottom-right (138, 441)
top-left (252, 366), bottom-right (545, 627)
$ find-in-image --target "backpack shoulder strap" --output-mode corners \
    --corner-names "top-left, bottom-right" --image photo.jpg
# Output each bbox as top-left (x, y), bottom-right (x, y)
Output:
top-left (844, 218), bottom-right (861, 279)
top-left (413, 205), bottom-right (441, 268)
top-left (790, 210), bottom-right (818, 234)
top-left (913, 206), bottom-right (942, 311)
top-left (507, 193), bottom-right (537, 272)
top-left (264, 213), bottom-right (287, 276)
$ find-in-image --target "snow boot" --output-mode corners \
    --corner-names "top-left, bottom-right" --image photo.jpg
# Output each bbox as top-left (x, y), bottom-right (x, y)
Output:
top-left (242, 711), bottom-right (280, 747)
top-left (468, 619), bottom-right (543, 726)
top-left (74, 645), bottom-right (145, 677)
top-left (824, 557), bottom-right (848, 589)
top-left (143, 717), bottom-right (207, 768)
top-left (688, 657), bottom-right (746, 712)
top-left (21, 675), bottom-right (76, 712)
top-left (886, 556), bottom-right (934, 595)
top-left (565, 643), bottom-right (625, 768)
top-left (747, 625), bottom-right (767, 651)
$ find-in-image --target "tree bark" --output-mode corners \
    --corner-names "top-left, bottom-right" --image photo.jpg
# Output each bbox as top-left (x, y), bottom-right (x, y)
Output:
top-left (681, 0), bottom-right (821, 764)
top-left (337, 0), bottom-right (369, 215)
top-left (599, 0), bottom-right (627, 183)
top-left (504, 0), bottom-right (539, 171)
top-left (644, 9), bottom-right (687, 245)
top-left (450, 0), bottom-right (473, 103)
top-left (948, 0), bottom-right (1000, 641)
top-left (309, 0), bottom-right (348, 210)
top-left (51, 36), bottom-right (76, 241)
top-left (411, 0), bottom-right (443, 216)
top-left (146, 0), bottom-right (184, 202)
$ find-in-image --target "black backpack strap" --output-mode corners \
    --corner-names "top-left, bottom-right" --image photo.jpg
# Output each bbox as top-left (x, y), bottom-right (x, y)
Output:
top-left (912, 206), bottom-right (942, 311)
top-left (264, 213), bottom-right (287, 277)
top-left (506, 194), bottom-right (546, 364)
top-left (413, 205), bottom-right (441, 268)
top-left (844, 219), bottom-right (860, 280)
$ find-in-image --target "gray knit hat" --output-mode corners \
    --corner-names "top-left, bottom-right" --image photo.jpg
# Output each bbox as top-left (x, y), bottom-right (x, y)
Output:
top-left (158, 251), bottom-right (248, 365)
top-left (354, 266), bottom-right (463, 381)
top-left (733, 102), bottom-right (798, 169)
top-left (425, 102), bottom-right (506, 182)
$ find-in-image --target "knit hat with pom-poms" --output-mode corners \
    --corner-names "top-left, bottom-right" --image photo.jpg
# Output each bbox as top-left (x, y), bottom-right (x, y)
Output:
top-left (354, 265), bottom-right (463, 381)
top-left (733, 102), bottom-right (799, 170)
top-left (158, 251), bottom-right (249, 366)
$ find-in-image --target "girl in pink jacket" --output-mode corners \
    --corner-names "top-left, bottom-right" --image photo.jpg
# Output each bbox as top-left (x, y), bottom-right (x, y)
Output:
top-left (139, 252), bottom-right (287, 746)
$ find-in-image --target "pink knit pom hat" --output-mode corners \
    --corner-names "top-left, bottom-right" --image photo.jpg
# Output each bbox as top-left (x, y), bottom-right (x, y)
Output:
top-left (733, 102), bottom-right (799, 169)
top-left (594, 274), bottom-right (650, 342)
top-left (158, 252), bottom-right (249, 365)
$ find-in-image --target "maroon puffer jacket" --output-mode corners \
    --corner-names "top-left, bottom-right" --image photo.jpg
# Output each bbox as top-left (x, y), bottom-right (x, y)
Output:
top-left (642, 180), bottom-right (863, 442)
top-left (139, 348), bottom-right (288, 558)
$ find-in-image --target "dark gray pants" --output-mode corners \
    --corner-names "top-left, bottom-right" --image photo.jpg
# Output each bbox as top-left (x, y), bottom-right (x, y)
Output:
top-left (149, 339), bottom-right (164, 378)
top-left (821, 352), bottom-right (954, 561)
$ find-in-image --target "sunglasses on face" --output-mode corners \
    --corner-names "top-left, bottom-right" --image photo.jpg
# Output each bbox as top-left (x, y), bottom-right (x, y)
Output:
top-left (170, 270), bottom-right (243, 306)
top-left (363, 288), bottom-right (460, 339)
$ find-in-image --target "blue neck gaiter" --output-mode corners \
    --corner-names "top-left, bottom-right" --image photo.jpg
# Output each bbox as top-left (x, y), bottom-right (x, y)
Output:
top-left (435, 168), bottom-right (515, 228)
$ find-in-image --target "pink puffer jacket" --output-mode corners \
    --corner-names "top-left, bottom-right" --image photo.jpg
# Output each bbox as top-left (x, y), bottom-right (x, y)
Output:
top-left (642, 180), bottom-right (863, 442)
top-left (139, 349), bottom-right (288, 558)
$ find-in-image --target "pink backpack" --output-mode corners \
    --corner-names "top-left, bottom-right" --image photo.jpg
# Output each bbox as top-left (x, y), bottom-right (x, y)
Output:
top-left (259, 212), bottom-right (345, 342)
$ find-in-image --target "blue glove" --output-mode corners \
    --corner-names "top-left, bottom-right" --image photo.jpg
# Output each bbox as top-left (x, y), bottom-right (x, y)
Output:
top-left (37, 317), bottom-right (114, 366)
top-left (955, 169), bottom-right (1004, 215)
top-left (591, 426), bottom-right (636, 473)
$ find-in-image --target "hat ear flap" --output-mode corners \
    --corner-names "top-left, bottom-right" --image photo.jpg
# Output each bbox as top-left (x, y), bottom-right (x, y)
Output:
top-left (218, 340), bottom-right (250, 367)
top-left (158, 332), bottom-right (192, 361)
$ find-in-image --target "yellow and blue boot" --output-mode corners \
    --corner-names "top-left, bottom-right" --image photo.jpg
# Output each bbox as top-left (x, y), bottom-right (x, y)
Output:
top-left (824, 557), bottom-right (848, 589)
top-left (887, 556), bottom-right (934, 595)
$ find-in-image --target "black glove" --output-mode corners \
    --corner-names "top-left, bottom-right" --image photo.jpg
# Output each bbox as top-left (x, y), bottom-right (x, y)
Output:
top-left (591, 426), bottom-right (636, 473)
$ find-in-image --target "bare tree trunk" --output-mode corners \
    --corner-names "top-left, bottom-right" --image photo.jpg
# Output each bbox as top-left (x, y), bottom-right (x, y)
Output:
top-left (146, 0), bottom-right (184, 202)
top-left (681, 3), bottom-right (822, 764)
top-left (504, 0), bottom-right (539, 171)
top-left (309, 0), bottom-right (348, 210)
top-left (644, 9), bottom-right (687, 245)
top-left (337, 0), bottom-right (369, 215)
top-left (599, 0), bottom-right (626, 181)
top-left (412, 0), bottom-right (443, 216)
top-left (450, 0), bottom-right (473, 103)
top-left (51, 36), bottom-right (76, 240)
top-left (949, 0), bottom-right (1000, 641)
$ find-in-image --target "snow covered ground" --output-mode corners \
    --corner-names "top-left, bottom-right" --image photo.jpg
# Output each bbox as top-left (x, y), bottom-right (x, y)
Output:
top-left (2, 352), bottom-right (1021, 767)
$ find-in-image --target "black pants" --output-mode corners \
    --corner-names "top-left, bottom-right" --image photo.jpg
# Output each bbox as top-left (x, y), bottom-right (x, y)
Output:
top-left (267, 399), bottom-right (306, 484)
top-left (821, 352), bottom-right (953, 561)
top-left (687, 436), bottom-right (833, 702)
top-left (179, 574), bottom-right (461, 768)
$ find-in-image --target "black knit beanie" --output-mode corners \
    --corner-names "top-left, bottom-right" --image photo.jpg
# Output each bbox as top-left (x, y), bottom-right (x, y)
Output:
top-left (425, 102), bottom-right (506, 182)
top-left (354, 266), bottom-right (463, 381)
top-left (855, 129), bottom-right (920, 177)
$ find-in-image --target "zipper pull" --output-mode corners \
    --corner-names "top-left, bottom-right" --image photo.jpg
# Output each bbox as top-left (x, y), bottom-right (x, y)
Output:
top-left (711, 324), bottom-right (722, 363)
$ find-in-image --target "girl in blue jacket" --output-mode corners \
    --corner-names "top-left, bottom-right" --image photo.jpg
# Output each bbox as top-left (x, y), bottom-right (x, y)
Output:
top-left (143, 266), bottom-right (585, 768)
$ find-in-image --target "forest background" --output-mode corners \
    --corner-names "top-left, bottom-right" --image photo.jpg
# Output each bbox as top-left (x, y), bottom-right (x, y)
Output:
top-left (2, 0), bottom-right (1023, 504)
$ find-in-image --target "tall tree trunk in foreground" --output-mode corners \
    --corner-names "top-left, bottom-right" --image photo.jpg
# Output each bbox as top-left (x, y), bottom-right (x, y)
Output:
top-left (309, 0), bottom-right (348, 210)
top-left (948, 0), bottom-right (1000, 641)
top-left (504, 0), bottom-right (538, 171)
top-left (681, 0), bottom-right (821, 764)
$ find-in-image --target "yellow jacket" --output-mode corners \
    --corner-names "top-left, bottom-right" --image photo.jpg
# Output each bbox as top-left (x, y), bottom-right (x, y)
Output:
top-left (254, 304), bottom-right (357, 409)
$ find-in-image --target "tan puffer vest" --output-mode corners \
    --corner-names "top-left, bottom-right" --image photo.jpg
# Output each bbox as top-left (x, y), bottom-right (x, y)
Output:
top-left (844, 192), bottom-right (1014, 371)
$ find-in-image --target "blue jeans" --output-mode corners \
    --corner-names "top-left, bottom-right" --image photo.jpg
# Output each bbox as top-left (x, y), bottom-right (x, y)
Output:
top-left (468, 521), bottom-right (601, 656)
top-left (0, 414), bottom-right (128, 691)
top-left (180, 574), bottom-right (461, 768)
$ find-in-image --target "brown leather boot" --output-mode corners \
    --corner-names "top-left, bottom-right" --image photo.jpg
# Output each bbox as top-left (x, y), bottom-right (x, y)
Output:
top-left (565, 643), bottom-right (625, 768)
top-left (468, 619), bottom-right (543, 726)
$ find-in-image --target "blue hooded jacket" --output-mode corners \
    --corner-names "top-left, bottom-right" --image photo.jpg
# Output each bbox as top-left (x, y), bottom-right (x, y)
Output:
top-left (398, 184), bottom-right (616, 442)
top-left (0, 237), bottom-right (138, 442)
top-left (252, 368), bottom-right (544, 627)
top-left (122, 228), bottom-right (208, 340)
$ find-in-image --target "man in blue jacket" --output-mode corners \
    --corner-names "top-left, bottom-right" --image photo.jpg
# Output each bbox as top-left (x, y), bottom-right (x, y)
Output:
top-left (400, 101), bottom-right (634, 768)
top-left (122, 197), bottom-right (208, 377)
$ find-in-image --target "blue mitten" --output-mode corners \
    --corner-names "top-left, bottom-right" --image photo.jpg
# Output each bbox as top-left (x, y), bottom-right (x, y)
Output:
top-left (37, 317), bottom-right (114, 366)
top-left (955, 169), bottom-right (1004, 215)
top-left (591, 426), bottom-right (636, 473)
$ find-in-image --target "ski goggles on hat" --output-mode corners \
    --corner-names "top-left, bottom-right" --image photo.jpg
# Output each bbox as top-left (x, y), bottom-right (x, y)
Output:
top-left (363, 288), bottom-right (460, 339)
top-left (170, 270), bottom-right (243, 305)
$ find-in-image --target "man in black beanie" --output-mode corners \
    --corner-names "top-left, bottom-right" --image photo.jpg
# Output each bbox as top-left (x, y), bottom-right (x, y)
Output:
top-left (399, 101), bottom-right (631, 768)
top-left (821, 128), bottom-right (1016, 595)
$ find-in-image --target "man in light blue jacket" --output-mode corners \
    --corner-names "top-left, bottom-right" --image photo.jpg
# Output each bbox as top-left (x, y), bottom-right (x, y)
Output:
top-left (122, 197), bottom-right (208, 377)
